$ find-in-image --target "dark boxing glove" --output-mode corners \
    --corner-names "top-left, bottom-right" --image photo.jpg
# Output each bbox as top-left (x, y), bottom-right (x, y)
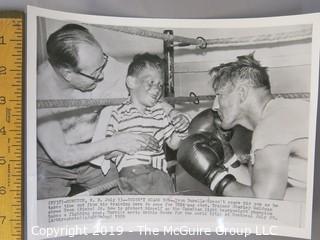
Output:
top-left (177, 132), bottom-right (236, 195)
top-left (189, 109), bottom-right (233, 142)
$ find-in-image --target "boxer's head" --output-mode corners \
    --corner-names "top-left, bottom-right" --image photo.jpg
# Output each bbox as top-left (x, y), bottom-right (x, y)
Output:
top-left (209, 53), bottom-right (271, 129)
top-left (126, 53), bottom-right (165, 110)
top-left (47, 24), bottom-right (108, 92)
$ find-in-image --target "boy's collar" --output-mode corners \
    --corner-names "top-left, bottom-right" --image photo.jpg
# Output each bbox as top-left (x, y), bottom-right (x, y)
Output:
top-left (126, 96), bottom-right (155, 113)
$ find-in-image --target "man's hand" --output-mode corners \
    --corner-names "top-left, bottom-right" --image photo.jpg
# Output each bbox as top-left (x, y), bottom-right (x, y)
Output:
top-left (237, 153), bottom-right (252, 165)
top-left (169, 110), bottom-right (190, 133)
top-left (113, 132), bottom-right (160, 155)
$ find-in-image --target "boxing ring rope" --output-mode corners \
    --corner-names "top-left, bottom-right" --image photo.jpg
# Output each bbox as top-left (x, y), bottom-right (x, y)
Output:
top-left (204, 28), bottom-right (312, 47)
top-left (37, 92), bottom-right (310, 109)
top-left (37, 24), bottom-right (312, 110)
top-left (90, 24), bottom-right (312, 48)
top-left (91, 24), bottom-right (207, 48)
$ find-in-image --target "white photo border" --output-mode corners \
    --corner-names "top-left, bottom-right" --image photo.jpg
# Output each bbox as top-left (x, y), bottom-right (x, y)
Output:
top-left (27, 5), bottom-right (320, 239)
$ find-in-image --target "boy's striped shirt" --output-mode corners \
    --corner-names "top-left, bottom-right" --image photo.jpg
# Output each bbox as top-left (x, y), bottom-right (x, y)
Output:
top-left (105, 99), bottom-right (175, 172)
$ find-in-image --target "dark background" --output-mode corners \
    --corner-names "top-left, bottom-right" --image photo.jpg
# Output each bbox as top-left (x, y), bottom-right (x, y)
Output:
top-left (1, 0), bottom-right (319, 239)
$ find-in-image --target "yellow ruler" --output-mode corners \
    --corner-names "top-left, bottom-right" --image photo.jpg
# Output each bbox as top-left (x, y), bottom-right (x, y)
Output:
top-left (0, 12), bottom-right (23, 240)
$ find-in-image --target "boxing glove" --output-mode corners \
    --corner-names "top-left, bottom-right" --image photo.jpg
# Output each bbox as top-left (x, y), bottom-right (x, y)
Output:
top-left (189, 109), bottom-right (233, 142)
top-left (177, 132), bottom-right (236, 195)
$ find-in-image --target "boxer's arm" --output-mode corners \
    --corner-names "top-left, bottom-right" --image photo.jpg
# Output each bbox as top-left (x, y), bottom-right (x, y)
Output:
top-left (223, 144), bottom-right (289, 199)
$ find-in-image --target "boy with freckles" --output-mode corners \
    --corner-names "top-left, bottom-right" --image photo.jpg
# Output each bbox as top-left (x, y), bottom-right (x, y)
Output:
top-left (103, 53), bottom-right (189, 194)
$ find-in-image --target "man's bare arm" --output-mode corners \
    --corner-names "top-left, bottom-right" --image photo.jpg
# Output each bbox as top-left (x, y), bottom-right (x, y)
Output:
top-left (223, 144), bottom-right (290, 199)
top-left (37, 114), bottom-right (160, 167)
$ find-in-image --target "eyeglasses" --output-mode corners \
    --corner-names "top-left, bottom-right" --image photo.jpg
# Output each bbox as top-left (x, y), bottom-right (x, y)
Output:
top-left (76, 53), bottom-right (108, 82)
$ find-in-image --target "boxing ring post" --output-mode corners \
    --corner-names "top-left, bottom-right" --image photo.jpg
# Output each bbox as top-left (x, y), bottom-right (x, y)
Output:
top-left (163, 30), bottom-right (175, 103)
top-left (163, 30), bottom-right (178, 189)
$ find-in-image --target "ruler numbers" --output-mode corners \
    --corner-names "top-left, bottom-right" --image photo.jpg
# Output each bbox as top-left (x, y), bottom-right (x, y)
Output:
top-left (0, 14), bottom-right (23, 240)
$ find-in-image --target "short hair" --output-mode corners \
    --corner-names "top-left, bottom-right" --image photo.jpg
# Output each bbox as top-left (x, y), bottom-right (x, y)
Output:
top-left (127, 53), bottom-right (164, 77)
top-left (209, 53), bottom-right (270, 92)
top-left (46, 24), bottom-right (100, 70)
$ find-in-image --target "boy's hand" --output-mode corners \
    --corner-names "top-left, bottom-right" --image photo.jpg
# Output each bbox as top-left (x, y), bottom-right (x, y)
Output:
top-left (114, 132), bottom-right (160, 155)
top-left (169, 110), bottom-right (190, 133)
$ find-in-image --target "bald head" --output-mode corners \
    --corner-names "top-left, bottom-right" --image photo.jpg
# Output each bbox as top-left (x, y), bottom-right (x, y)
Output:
top-left (46, 24), bottom-right (101, 71)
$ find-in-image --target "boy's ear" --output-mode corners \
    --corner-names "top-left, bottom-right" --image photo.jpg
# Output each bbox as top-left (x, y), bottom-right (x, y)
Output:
top-left (126, 76), bottom-right (137, 90)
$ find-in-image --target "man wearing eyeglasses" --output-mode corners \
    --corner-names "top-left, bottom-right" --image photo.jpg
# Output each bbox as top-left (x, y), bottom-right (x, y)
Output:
top-left (37, 24), bottom-right (160, 199)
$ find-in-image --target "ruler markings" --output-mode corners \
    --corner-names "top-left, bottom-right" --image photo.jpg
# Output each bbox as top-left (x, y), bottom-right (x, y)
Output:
top-left (8, 129), bottom-right (19, 132)
top-left (9, 219), bottom-right (20, 222)
top-left (13, 95), bottom-right (22, 100)
top-left (11, 144), bottom-right (21, 149)
top-left (0, 14), bottom-right (24, 240)
top-left (10, 184), bottom-right (21, 188)
top-left (11, 87), bottom-right (22, 92)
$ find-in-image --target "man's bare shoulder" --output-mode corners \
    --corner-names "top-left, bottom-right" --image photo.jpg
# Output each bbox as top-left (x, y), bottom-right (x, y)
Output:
top-left (37, 61), bottom-right (59, 99)
top-left (38, 61), bottom-right (53, 83)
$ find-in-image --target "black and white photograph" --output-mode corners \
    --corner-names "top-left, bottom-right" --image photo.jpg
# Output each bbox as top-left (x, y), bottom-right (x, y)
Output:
top-left (27, 6), bottom-right (320, 239)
